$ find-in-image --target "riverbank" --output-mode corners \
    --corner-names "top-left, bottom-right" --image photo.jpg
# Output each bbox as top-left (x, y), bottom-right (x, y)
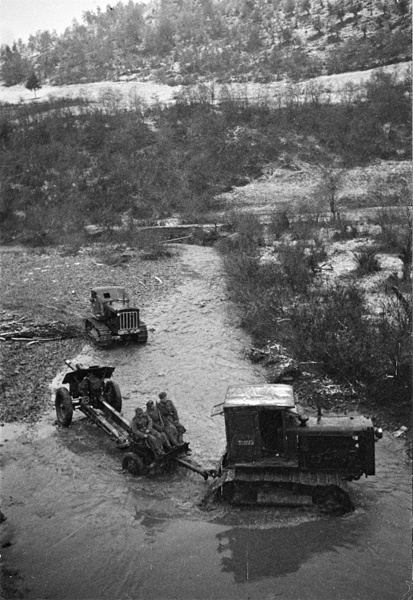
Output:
top-left (1, 243), bottom-right (411, 600)
top-left (0, 243), bottom-right (182, 423)
top-left (1, 241), bottom-right (410, 437)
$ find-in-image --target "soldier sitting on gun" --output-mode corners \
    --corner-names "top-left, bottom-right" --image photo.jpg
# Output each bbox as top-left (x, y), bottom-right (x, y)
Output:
top-left (157, 392), bottom-right (186, 445)
top-left (130, 407), bottom-right (166, 458)
top-left (146, 400), bottom-right (179, 448)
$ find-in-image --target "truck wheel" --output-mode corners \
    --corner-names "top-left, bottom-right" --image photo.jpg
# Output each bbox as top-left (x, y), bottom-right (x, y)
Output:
top-left (104, 380), bottom-right (122, 412)
top-left (122, 453), bottom-right (147, 476)
top-left (55, 387), bottom-right (73, 427)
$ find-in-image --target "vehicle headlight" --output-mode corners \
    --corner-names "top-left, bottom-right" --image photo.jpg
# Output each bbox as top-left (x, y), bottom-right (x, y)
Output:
top-left (374, 427), bottom-right (383, 441)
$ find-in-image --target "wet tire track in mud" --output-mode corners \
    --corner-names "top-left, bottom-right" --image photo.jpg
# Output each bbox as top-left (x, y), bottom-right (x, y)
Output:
top-left (1, 245), bottom-right (411, 600)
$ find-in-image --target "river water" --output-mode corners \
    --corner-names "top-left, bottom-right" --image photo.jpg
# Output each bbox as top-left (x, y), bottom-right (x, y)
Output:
top-left (1, 245), bottom-right (411, 600)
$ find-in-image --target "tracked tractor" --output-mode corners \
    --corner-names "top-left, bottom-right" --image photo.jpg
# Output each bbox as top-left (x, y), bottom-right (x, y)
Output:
top-left (210, 384), bottom-right (382, 513)
top-left (85, 286), bottom-right (148, 348)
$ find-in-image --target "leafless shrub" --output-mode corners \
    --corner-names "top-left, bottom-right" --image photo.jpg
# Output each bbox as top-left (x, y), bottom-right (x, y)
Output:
top-left (268, 209), bottom-right (290, 239)
top-left (353, 246), bottom-right (381, 275)
top-left (374, 206), bottom-right (412, 281)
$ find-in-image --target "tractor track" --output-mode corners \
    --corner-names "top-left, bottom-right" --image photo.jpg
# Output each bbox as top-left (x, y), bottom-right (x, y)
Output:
top-left (1, 244), bottom-right (411, 600)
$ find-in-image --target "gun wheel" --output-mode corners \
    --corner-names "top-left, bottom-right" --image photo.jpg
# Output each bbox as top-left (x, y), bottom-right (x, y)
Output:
top-left (55, 387), bottom-right (73, 427)
top-left (122, 453), bottom-right (147, 476)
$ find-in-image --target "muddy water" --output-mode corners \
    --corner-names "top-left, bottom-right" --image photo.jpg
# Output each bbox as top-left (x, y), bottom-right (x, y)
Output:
top-left (1, 245), bottom-right (411, 600)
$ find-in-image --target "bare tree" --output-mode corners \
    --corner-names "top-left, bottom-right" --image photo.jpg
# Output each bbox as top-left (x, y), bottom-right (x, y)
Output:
top-left (314, 166), bottom-right (344, 220)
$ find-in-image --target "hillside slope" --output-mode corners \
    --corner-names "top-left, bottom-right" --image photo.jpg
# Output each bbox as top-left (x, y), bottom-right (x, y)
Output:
top-left (1, 60), bottom-right (410, 106)
top-left (0, 0), bottom-right (411, 87)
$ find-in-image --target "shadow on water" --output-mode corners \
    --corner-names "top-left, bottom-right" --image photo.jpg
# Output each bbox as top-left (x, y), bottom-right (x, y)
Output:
top-left (216, 518), bottom-right (358, 583)
top-left (55, 416), bottom-right (123, 459)
top-left (2, 246), bottom-right (411, 600)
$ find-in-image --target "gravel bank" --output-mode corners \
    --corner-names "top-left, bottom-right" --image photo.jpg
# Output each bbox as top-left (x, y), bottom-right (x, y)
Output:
top-left (0, 244), bottom-right (182, 423)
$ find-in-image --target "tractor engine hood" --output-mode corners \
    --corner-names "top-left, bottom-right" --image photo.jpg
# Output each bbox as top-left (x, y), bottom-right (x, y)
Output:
top-left (105, 301), bottom-right (138, 313)
top-left (297, 414), bottom-right (374, 434)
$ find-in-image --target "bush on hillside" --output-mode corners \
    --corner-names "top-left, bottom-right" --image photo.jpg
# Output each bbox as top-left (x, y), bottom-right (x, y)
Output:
top-left (290, 283), bottom-right (389, 383)
top-left (374, 207), bottom-right (412, 281)
top-left (268, 210), bottom-right (290, 239)
top-left (353, 246), bottom-right (381, 276)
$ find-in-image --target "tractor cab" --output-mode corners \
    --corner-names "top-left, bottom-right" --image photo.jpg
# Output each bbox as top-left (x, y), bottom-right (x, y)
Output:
top-left (212, 384), bottom-right (381, 481)
top-left (90, 286), bottom-right (130, 318)
top-left (85, 286), bottom-right (148, 346)
top-left (211, 384), bottom-right (305, 465)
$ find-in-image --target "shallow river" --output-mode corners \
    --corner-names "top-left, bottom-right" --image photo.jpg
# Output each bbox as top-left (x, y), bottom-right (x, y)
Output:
top-left (1, 245), bottom-right (411, 600)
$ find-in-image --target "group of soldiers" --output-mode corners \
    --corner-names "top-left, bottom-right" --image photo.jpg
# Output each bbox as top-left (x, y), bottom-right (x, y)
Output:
top-left (130, 392), bottom-right (186, 458)
top-left (77, 373), bottom-right (186, 460)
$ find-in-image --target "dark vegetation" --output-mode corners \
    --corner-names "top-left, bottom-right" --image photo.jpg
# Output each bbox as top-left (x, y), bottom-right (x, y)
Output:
top-left (1, 69), bottom-right (410, 247)
top-left (0, 2), bottom-right (410, 434)
top-left (217, 205), bottom-right (412, 424)
top-left (0, 0), bottom-right (411, 87)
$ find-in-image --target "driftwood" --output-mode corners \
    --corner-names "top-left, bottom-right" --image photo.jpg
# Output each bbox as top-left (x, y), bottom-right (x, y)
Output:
top-left (26, 338), bottom-right (63, 345)
top-left (161, 235), bottom-right (193, 244)
top-left (0, 319), bottom-right (78, 342)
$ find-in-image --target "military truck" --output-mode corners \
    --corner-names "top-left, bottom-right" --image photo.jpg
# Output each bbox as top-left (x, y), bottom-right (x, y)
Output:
top-left (85, 286), bottom-right (148, 348)
top-left (211, 384), bottom-right (382, 512)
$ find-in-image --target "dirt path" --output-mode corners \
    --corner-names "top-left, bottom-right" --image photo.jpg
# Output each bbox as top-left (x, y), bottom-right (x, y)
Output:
top-left (1, 245), bottom-right (410, 600)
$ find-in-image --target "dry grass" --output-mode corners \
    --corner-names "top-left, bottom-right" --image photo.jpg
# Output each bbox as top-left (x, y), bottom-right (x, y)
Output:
top-left (217, 159), bottom-right (412, 217)
top-left (1, 61), bottom-right (410, 107)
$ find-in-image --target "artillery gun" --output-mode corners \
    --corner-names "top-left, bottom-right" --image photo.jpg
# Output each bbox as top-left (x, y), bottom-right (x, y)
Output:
top-left (85, 286), bottom-right (148, 348)
top-left (55, 362), bottom-right (210, 480)
top-left (210, 384), bottom-right (383, 512)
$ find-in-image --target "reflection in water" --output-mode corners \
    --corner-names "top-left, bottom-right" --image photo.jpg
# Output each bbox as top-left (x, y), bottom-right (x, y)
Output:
top-left (217, 519), bottom-right (357, 583)
top-left (3, 246), bottom-right (410, 600)
top-left (138, 511), bottom-right (169, 544)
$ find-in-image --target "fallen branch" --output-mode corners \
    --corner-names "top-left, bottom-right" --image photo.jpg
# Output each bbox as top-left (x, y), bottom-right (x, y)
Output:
top-left (26, 338), bottom-right (63, 345)
top-left (1, 330), bottom-right (30, 338)
top-left (39, 304), bottom-right (66, 312)
top-left (161, 235), bottom-right (192, 244)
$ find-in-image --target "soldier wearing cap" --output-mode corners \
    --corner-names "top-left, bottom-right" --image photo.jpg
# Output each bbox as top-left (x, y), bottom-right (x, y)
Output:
top-left (146, 400), bottom-right (179, 448)
top-left (157, 392), bottom-right (186, 445)
top-left (130, 407), bottom-right (165, 458)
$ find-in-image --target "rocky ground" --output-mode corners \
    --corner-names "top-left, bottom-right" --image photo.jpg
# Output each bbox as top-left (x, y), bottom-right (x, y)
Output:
top-left (0, 243), bottom-right (182, 424)
top-left (1, 236), bottom-right (410, 443)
